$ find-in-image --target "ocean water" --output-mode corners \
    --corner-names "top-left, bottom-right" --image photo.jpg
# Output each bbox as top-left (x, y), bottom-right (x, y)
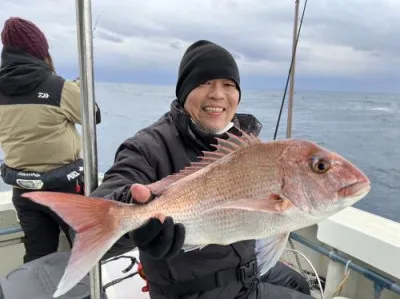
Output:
top-left (1, 82), bottom-right (399, 223)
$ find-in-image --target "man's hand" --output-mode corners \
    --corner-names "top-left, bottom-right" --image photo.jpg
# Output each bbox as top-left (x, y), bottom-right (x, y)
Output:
top-left (130, 183), bottom-right (153, 203)
top-left (129, 183), bottom-right (186, 259)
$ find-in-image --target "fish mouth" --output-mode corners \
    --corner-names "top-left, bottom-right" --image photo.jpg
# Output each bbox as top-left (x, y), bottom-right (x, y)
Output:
top-left (337, 181), bottom-right (371, 199)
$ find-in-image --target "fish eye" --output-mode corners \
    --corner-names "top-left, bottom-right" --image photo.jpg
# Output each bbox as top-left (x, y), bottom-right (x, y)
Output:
top-left (311, 157), bottom-right (330, 174)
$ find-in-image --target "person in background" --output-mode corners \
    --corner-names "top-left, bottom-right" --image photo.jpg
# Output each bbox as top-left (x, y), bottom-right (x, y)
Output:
top-left (0, 17), bottom-right (101, 263)
top-left (92, 40), bottom-right (312, 298)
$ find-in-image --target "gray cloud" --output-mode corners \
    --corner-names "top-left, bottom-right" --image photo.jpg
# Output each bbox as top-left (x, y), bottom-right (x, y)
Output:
top-left (95, 30), bottom-right (124, 43)
top-left (280, 0), bottom-right (399, 50)
top-left (0, 0), bottom-right (399, 79)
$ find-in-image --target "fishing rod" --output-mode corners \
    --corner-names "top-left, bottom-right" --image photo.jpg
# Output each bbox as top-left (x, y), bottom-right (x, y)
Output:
top-left (273, 0), bottom-right (309, 140)
top-left (92, 10), bottom-right (104, 40)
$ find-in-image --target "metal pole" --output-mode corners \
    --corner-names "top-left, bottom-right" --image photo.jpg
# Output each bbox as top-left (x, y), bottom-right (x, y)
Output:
top-left (75, 0), bottom-right (101, 298)
top-left (286, 0), bottom-right (300, 139)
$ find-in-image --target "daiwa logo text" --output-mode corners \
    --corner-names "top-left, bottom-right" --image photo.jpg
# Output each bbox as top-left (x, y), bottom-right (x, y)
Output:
top-left (38, 92), bottom-right (49, 99)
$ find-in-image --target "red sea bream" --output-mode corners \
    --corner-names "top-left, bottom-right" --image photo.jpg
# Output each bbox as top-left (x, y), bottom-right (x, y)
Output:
top-left (23, 130), bottom-right (371, 297)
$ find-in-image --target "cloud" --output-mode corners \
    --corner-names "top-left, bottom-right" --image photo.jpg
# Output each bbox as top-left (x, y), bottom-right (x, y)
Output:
top-left (0, 0), bottom-right (399, 92)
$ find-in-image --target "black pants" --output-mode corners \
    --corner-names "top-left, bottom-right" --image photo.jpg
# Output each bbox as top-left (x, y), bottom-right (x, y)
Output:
top-left (12, 181), bottom-right (82, 263)
top-left (240, 261), bottom-right (314, 299)
top-left (260, 261), bottom-right (311, 295)
top-left (251, 281), bottom-right (314, 299)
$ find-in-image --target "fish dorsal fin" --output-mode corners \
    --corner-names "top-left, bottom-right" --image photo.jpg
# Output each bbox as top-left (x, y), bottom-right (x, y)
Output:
top-left (147, 129), bottom-right (261, 195)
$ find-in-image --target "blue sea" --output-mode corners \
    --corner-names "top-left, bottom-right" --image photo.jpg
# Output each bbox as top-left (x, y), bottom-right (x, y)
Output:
top-left (1, 83), bottom-right (399, 223)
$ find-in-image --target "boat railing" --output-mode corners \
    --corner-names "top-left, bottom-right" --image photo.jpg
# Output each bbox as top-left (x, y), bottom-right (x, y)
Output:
top-left (0, 226), bottom-right (22, 237)
top-left (290, 232), bottom-right (400, 297)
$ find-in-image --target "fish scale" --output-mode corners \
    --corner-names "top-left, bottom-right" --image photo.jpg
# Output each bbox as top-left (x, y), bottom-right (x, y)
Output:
top-left (22, 129), bottom-right (371, 297)
top-left (138, 150), bottom-right (278, 244)
top-left (147, 145), bottom-right (279, 211)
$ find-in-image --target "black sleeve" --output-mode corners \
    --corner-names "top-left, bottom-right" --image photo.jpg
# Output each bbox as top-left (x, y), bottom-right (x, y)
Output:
top-left (91, 138), bottom-right (157, 258)
top-left (91, 138), bottom-right (157, 201)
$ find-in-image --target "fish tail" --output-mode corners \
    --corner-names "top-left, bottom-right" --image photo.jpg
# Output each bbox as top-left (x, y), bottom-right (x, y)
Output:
top-left (22, 191), bottom-right (137, 297)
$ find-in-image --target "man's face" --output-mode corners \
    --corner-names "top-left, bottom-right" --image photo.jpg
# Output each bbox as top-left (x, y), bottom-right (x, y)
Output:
top-left (183, 79), bottom-right (240, 133)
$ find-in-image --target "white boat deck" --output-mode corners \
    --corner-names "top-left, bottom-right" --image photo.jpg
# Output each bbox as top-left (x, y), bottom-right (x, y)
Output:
top-left (0, 189), bottom-right (13, 211)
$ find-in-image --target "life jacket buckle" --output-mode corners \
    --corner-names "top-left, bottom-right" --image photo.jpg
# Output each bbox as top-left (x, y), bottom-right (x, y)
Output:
top-left (238, 260), bottom-right (257, 287)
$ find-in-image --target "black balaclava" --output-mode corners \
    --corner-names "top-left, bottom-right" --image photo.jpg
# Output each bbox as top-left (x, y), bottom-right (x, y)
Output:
top-left (175, 40), bottom-right (241, 106)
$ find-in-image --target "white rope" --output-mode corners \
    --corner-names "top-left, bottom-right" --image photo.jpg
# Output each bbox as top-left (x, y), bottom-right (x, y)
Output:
top-left (284, 248), bottom-right (325, 299)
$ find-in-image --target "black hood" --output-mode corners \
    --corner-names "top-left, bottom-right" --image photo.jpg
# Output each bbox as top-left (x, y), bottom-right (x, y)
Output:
top-left (0, 46), bottom-right (52, 96)
top-left (169, 99), bottom-right (262, 153)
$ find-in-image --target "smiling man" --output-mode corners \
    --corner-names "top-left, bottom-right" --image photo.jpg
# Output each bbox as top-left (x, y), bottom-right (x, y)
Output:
top-left (92, 40), bottom-right (312, 299)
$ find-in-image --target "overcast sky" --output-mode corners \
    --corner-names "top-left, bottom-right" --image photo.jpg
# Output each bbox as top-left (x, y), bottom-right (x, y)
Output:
top-left (1, 0), bottom-right (399, 93)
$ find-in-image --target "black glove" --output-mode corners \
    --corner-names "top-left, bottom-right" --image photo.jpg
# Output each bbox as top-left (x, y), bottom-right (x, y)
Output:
top-left (130, 216), bottom-right (185, 260)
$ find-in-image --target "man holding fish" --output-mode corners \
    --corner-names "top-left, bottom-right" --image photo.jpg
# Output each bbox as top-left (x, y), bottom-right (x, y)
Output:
top-left (24, 40), bottom-right (371, 298)
top-left (94, 39), bottom-right (313, 298)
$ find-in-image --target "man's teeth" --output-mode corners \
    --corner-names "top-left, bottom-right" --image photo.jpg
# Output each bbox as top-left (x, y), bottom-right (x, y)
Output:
top-left (204, 107), bottom-right (224, 112)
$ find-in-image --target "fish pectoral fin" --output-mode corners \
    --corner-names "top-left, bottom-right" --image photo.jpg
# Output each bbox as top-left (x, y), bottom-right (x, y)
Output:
top-left (207, 194), bottom-right (294, 214)
top-left (256, 232), bottom-right (290, 276)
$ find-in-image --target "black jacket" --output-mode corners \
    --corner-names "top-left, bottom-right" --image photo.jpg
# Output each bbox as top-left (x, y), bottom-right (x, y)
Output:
top-left (91, 100), bottom-right (263, 298)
